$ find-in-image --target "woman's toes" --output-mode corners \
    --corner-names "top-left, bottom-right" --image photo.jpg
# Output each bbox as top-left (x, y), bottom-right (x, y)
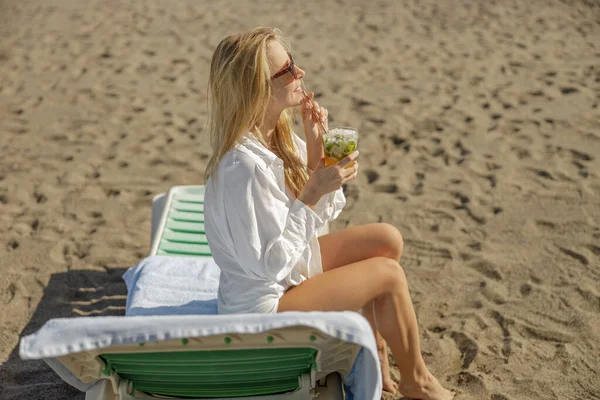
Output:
top-left (382, 378), bottom-right (398, 394)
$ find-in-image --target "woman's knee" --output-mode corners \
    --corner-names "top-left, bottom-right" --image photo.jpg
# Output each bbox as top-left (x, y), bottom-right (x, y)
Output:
top-left (377, 223), bottom-right (404, 261)
top-left (372, 257), bottom-right (407, 292)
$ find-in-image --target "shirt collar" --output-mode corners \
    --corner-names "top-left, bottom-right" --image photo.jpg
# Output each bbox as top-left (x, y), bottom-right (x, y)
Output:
top-left (238, 132), bottom-right (281, 168)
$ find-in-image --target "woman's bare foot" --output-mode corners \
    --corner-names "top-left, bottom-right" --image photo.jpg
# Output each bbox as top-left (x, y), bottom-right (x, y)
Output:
top-left (398, 372), bottom-right (454, 400)
top-left (378, 344), bottom-right (398, 394)
top-left (383, 376), bottom-right (399, 395)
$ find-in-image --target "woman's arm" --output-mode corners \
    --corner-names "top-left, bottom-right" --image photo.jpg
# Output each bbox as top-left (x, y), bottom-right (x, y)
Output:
top-left (294, 133), bottom-right (347, 222)
top-left (223, 161), bottom-right (326, 283)
top-left (301, 93), bottom-right (326, 171)
top-left (305, 133), bottom-right (324, 172)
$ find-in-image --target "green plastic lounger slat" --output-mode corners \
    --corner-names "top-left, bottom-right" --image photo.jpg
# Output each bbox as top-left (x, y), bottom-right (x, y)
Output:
top-left (173, 186), bottom-right (205, 198)
top-left (168, 210), bottom-right (205, 222)
top-left (103, 347), bottom-right (315, 364)
top-left (150, 185), bottom-right (207, 256)
top-left (118, 368), bottom-right (310, 381)
top-left (173, 193), bottom-right (205, 203)
top-left (111, 365), bottom-right (311, 377)
top-left (116, 368), bottom-right (310, 380)
top-left (100, 348), bottom-right (317, 398)
top-left (158, 241), bottom-right (212, 256)
top-left (165, 221), bottom-right (205, 233)
top-left (172, 200), bottom-right (204, 212)
top-left (162, 231), bottom-right (207, 244)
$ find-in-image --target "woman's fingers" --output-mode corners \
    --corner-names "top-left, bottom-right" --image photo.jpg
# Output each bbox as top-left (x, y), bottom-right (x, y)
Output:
top-left (301, 95), bottom-right (328, 131)
top-left (341, 162), bottom-right (358, 178)
top-left (301, 92), bottom-right (314, 115)
top-left (302, 92), bottom-right (314, 104)
top-left (344, 165), bottom-right (358, 182)
top-left (338, 151), bottom-right (360, 168)
top-left (341, 169), bottom-right (358, 184)
top-left (316, 106), bottom-right (327, 125)
top-left (311, 101), bottom-right (320, 123)
top-left (322, 108), bottom-right (328, 128)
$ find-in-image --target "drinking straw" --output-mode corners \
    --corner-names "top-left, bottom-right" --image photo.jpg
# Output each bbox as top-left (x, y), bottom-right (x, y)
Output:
top-left (300, 84), bottom-right (329, 135)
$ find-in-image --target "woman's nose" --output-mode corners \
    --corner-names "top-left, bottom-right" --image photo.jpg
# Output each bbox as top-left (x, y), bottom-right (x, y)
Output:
top-left (295, 66), bottom-right (305, 79)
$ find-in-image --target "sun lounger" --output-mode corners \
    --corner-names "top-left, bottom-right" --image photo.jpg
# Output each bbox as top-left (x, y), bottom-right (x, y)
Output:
top-left (19, 185), bottom-right (382, 400)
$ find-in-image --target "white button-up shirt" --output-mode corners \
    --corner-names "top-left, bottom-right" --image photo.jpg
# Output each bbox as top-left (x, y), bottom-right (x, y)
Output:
top-left (204, 132), bottom-right (346, 314)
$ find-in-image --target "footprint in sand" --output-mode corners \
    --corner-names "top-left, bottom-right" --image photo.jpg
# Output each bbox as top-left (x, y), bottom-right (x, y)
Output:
top-left (405, 208), bottom-right (459, 234)
top-left (364, 169), bottom-right (380, 184)
top-left (454, 140), bottom-right (471, 157)
top-left (467, 259), bottom-right (503, 281)
top-left (448, 371), bottom-right (486, 393)
top-left (529, 167), bottom-right (554, 181)
top-left (33, 191), bottom-right (47, 204)
top-left (452, 191), bottom-right (487, 225)
top-left (402, 239), bottom-right (453, 268)
top-left (449, 331), bottom-right (479, 369)
top-left (50, 240), bottom-right (75, 267)
top-left (105, 189), bottom-right (120, 197)
top-left (479, 280), bottom-right (507, 305)
top-left (585, 244), bottom-right (600, 257)
top-left (390, 135), bottom-right (407, 147)
top-left (570, 149), bottom-right (593, 178)
top-left (373, 183), bottom-right (399, 194)
top-left (557, 246), bottom-right (589, 266)
top-left (535, 220), bottom-right (555, 231)
top-left (7, 239), bottom-right (19, 250)
top-left (574, 286), bottom-right (600, 313)
top-left (520, 283), bottom-right (533, 296)
top-left (467, 241), bottom-right (482, 251)
top-left (572, 161), bottom-right (589, 178)
top-left (490, 310), bottom-right (513, 362)
top-left (560, 87), bottom-right (579, 95)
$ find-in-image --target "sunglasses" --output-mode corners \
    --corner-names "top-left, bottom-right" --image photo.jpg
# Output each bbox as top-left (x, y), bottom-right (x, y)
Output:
top-left (270, 52), bottom-right (296, 80)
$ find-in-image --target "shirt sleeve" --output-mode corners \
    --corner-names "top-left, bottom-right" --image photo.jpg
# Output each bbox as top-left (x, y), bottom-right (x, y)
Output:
top-left (223, 160), bottom-right (326, 283)
top-left (293, 133), bottom-right (346, 222)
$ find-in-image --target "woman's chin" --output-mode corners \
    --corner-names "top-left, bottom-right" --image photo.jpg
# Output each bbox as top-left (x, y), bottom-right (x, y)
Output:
top-left (286, 98), bottom-right (303, 109)
top-left (282, 93), bottom-right (304, 110)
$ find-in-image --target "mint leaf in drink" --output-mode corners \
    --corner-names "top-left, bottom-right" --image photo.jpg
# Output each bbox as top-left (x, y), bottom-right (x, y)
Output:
top-left (344, 141), bottom-right (357, 155)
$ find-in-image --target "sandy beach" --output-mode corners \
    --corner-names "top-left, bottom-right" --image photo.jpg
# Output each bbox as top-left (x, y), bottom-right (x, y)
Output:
top-left (1, 0), bottom-right (599, 399)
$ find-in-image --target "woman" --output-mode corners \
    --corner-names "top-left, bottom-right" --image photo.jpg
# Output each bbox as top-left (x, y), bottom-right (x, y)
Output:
top-left (203, 27), bottom-right (454, 400)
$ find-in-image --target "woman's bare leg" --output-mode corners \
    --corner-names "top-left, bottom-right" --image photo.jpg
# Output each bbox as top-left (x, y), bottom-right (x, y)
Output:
top-left (318, 223), bottom-right (403, 392)
top-left (278, 256), bottom-right (454, 400)
top-left (314, 223), bottom-right (452, 398)
top-left (362, 300), bottom-right (399, 394)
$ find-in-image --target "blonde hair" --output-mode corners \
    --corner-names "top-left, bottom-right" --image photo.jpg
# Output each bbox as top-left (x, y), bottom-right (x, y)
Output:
top-left (204, 27), bottom-right (309, 197)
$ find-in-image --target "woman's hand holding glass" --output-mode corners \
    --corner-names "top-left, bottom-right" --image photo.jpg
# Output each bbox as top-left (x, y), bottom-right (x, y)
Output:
top-left (298, 150), bottom-right (359, 207)
top-left (298, 90), bottom-right (359, 207)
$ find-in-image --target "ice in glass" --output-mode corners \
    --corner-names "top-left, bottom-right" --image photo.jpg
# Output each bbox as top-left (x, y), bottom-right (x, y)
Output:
top-left (322, 127), bottom-right (358, 167)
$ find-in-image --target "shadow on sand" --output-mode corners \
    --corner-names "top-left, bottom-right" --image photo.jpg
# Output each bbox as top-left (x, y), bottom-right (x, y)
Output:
top-left (0, 267), bottom-right (129, 400)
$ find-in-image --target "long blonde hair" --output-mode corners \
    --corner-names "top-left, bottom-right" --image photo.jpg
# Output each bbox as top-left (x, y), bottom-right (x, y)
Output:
top-left (204, 27), bottom-right (309, 197)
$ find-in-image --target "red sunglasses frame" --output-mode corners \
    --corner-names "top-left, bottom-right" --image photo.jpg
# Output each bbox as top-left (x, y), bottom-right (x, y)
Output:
top-left (270, 52), bottom-right (296, 80)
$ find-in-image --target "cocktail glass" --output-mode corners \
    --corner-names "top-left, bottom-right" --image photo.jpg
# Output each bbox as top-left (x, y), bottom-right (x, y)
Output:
top-left (322, 126), bottom-right (358, 167)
